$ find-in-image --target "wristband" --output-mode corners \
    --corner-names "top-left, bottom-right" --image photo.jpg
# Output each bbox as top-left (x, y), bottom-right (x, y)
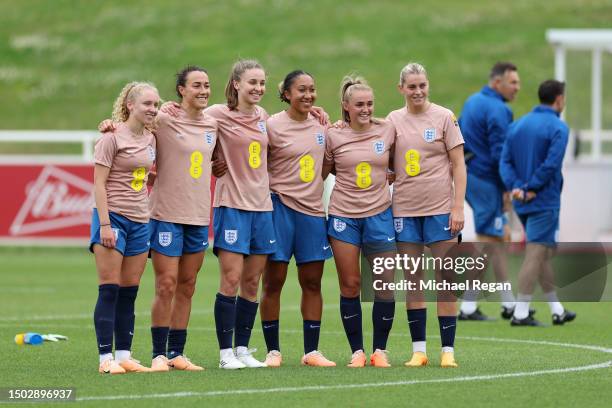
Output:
top-left (100, 223), bottom-right (111, 227)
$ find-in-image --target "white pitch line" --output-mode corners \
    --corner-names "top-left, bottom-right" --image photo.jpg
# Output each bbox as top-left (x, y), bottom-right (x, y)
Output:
top-left (0, 304), bottom-right (342, 322)
top-left (3, 322), bottom-right (612, 355)
top-left (76, 360), bottom-right (612, 402)
top-left (459, 336), bottom-right (612, 354)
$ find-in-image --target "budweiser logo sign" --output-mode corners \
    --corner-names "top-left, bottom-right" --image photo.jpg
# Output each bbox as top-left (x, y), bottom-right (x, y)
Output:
top-left (10, 166), bottom-right (93, 236)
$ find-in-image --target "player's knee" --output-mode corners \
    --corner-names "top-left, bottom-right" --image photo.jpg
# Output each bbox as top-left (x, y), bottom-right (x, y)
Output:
top-left (340, 277), bottom-right (361, 297)
top-left (299, 278), bottom-right (321, 294)
top-left (241, 276), bottom-right (260, 298)
top-left (262, 279), bottom-right (283, 298)
top-left (176, 277), bottom-right (197, 299)
top-left (155, 275), bottom-right (177, 300)
top-left (221, 272), bottom-right (240, 292)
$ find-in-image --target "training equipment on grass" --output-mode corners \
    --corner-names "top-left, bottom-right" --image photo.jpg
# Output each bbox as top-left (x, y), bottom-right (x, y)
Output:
top-left (14, 332), bottom-right (43, 345)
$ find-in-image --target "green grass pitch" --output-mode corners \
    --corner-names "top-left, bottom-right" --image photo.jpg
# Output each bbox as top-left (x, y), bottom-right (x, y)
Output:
top-left (1, 0), bottom-right (612, 133)
top-left (1, 1), bottom-right (612, 406)
top-left (1, 247), bottom-right (611, 407)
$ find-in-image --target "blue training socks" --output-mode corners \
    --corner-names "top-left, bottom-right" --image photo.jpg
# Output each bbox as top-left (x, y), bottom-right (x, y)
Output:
top-left (94, 284), bottom-right (119, 355)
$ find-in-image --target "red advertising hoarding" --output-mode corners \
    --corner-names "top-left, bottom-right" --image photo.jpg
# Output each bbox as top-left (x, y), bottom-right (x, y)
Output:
top-left (0, 164), bottom-right (93, 243)
top-left (0, 164), bottom-right (215, 244)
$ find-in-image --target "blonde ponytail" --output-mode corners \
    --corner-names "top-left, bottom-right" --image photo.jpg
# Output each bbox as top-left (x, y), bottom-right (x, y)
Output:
top-left (111, 81), bottom-right (158, 122)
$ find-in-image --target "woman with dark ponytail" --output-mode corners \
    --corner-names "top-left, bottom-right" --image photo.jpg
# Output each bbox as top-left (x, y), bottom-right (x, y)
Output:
top-left (98, 66), bottom-right (218, 372)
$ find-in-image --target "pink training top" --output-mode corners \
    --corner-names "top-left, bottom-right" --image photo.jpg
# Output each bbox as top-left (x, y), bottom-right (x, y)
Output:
top-left (324, 121), bottom-right (395, 218)
top-left (387, 102), bottom-right (464, 217)
top-left (205, 104), bottom-right (272, 211)
top-left (149, 110), bottom-right (217, 225)
top-left (94, 122), bottom-right (156, 223)
top-left (267, 111), bottom-right (326, 216)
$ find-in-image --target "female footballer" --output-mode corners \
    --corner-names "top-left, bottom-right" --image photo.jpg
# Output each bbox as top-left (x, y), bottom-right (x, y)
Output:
top-left (386, 62), bottom-right (466, 368)
top-left (259, 70), bottom-right (335, 367)
top-left (205, 59), bottom-right (275, 369)
top-left (91, 82), bottom-right (159, 374)
top-left (323, 76), bottom-right (397, 368)
top-left (146, 66), bottom-right (218, 372)
top-left (99, 66), bottom-right (218, 372)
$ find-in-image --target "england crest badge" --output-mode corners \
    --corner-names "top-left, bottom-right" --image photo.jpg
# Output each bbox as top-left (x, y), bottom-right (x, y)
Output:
top-left (257, 121), bottom-right (267, 134)
top-left (316, 132), bottom-right (325, 146)
top-left (205, 132), bottom-right (215, 145)
top-left (159, 232), bottom-right (172, 247)
top-left (147, 145), bottom-right (156, 161)
top-left (423, 128), bottom-right (436, 143)
top-left (394, 218), bottom-right (404, 233)
top-left (333, 218), bottom-right (346, 233)
top-left (373, 140), bottom-right (385, 155)
top-left (225, 230), bottom-right (238, 244)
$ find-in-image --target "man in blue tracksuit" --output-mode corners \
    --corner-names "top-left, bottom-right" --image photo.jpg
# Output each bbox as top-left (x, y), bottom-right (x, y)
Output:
top-left (458, 62), bottom-right (521, 321)
top-left (500, 79), bottom-right (576, 326)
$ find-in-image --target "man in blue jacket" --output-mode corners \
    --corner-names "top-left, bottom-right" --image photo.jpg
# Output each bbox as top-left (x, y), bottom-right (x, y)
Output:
top-left (458, 62), bottom-right (521, 321)
top-left (500, 79), bottom-right (576, 326)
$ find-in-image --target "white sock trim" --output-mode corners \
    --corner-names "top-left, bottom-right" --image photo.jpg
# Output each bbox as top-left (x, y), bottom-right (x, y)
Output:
top-left (115, 350), bottom-right (131, 362)
top-left (501, 301), bottom-right (516, 309)
top-left (513, 293), bottom-right (532, 319)
top-left (412, 341), bottom-right (426, 354)
top-left (499, 284), bottom-right (516, 303)
top-left (460, 301), bottom-right (477, 315)
top-left (99, 353), bottom-right (113, 364)
top-left (548, 302), bottom-right (564, 315)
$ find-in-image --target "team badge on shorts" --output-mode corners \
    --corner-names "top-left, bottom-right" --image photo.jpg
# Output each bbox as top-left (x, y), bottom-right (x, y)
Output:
top-left (423, 128), bottom-right (436, 143)
top-left (333, 218), bottom-right (346, 233)
top-left (147, 145), bottom-right (156, 161)
top-left (158, 232), bottom-right (172, 247)
top-left (316, 132), bottom-right (325, 146)
top-left (373, 140), bottom-right (385, 155)
top-left (494, 216), bottom-right (503, 231)
top-left (225, 230), bottom-right (238, 245)
top-left (394, 218), bottom-right (404, 233)
top-left (257, 121), bottom-right (267, 134)
top-left (205, 132), bottom-right (215, 145)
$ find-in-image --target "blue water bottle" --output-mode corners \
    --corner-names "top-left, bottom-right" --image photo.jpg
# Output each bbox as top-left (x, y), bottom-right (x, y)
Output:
top-left (24, 332), bottom-right (43, 345)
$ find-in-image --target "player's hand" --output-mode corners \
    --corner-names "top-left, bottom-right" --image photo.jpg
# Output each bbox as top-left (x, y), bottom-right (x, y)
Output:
top-left (449, 205), bottom-right (464, 236)
top-left (100, 225), bottom-right (116, 248)
top-left (386, 170), bottom-right (396, 185)
top-left (331, 120), bottom-right (347, 129)
top-left (502, 191), bottom-right (513, 212)
top-left (98, 119), bottom-right (116, 133)
top-left (524, 191), bottom-right (537, 202)
top-left (511, 188), bottom-right (524, 201)
top-left (310, 106), bottom-right (330, 125)
top-left (212, 157), bottom-right (228, 178)
top-left (161, 101), bottom-right (181, 117)
top-left (503, 224), bottom-right (511, 242)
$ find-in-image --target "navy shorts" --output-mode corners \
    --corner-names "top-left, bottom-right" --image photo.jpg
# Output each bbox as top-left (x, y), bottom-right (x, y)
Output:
top-left (149, 219), bottom-right (209, 256)
top-left (269, 194), bottom-right (332, 264)
top-left (89, 209), bottom-right (150, 256)
top-left (394, 213), bottom-right (460, 245)
top-left (328, 207), bottom-right (396, 255)
top-left (518, 210), bottom-right (559, 246)
top-left (466, 173), bottom-right (507, 237)
top-left (213, 206), bottom-right (276, 256)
